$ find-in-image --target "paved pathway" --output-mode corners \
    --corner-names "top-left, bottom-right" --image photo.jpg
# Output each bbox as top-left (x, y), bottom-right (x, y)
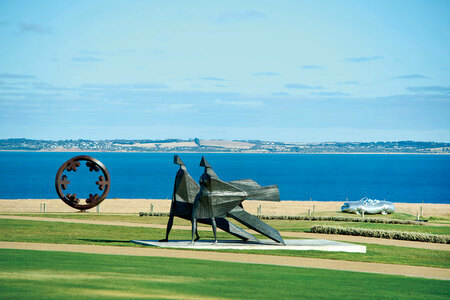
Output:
top-left (1, 215), bottom-right (449, 251)
top-left (0, 241), bottom-right (448, 280)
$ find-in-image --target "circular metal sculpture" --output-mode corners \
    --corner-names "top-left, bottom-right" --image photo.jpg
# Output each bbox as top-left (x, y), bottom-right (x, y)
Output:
top-left (55, 155), bottom-right (110, 210)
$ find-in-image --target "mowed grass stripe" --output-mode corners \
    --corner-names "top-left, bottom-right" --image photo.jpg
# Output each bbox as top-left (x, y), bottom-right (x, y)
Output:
top-left (6, 213), bottom-right (450, 235)
top-left (2, 242), bottom-right (449, 280)
top-left (0, 249), bottom-right (449, 300)
top-left (0, 218), bottom-right (449, 268)
top-left (2, 215), bottom-right (450, 251)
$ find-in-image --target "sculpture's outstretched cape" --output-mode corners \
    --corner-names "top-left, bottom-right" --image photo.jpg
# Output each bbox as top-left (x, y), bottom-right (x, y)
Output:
top-left (228, 179), bottom-right (280, 201)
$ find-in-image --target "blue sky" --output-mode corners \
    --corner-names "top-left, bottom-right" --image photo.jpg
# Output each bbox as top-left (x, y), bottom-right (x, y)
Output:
top-left (0, 0), bottom-right (449, 142)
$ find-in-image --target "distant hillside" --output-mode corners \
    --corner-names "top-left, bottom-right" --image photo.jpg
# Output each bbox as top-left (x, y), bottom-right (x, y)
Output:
top-left (0, 138), bottom-right (449, 154)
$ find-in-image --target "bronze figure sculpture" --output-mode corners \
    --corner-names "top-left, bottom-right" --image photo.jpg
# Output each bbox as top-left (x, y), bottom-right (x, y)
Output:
top-left (162, 155), bottom-right (285, 245)
top-left (161, 155), bottom-right (258, 242)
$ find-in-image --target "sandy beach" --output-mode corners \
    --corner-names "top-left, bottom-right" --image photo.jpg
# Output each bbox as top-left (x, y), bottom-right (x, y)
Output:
top-left (0, 198), bottom-right (448, 217)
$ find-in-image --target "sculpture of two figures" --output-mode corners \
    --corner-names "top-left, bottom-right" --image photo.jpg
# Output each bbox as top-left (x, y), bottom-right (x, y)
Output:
top-left (161, 155), bottom-right (285, 245)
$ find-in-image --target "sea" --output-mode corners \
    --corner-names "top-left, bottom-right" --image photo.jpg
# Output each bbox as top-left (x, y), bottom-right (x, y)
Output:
top-left (0, 152), bottom-right (449, 204)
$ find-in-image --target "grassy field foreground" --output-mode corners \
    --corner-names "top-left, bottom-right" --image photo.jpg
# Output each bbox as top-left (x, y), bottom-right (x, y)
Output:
top-left (0, 249), bottom-right (449, 300)
top-left (0, 218), bottom-right (449, 268)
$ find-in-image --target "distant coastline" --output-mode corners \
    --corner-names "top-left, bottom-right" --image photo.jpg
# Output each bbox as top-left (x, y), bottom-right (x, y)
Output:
top-left (1, 138), bottom-right (449, 154)
top-left (1, 150), bottom-right (449, 155)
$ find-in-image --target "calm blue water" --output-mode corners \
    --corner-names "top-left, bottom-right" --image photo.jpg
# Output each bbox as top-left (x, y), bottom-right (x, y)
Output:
top-left (0, 152), bottom-right (448, 203)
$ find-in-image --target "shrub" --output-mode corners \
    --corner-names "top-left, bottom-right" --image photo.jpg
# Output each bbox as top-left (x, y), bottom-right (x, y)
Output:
top-left (139, 213), bottom-right (422, 225)
top-left (257, 215), bottom-right (422, 225)
top-left (310, 225), bottom-right (449, 244)
top-left (139, 212), bottom-right (170, 217)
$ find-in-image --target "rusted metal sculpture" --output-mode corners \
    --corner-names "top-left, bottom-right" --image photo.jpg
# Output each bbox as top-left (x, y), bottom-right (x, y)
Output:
top-left (55, 155), bottom-right (110, 211)
top-left (161, 155), bottom-right (258, 242)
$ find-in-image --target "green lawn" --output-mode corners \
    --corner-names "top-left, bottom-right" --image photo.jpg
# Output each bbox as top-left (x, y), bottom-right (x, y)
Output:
top-left (0, 249), bottom-right (448, 299)
top-left (1, 218), bottom-right (449, 268)
top-left (9, 213), bottom-right (450, 235)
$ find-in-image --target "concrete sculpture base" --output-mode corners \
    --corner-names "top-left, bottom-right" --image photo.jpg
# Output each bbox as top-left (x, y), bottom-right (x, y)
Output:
top-left (131, 239), bottom-right (366, 253)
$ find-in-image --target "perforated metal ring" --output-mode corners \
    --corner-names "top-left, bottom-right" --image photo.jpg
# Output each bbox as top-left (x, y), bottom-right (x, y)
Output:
top-left (55, 155), bottom-right (110, 210)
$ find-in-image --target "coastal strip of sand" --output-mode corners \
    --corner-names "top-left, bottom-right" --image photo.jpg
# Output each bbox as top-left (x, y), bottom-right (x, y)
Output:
top-left (0, 199), bottom-right (448, 217)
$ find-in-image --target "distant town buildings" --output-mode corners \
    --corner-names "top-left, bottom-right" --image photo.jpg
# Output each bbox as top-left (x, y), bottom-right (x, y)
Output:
top-left (0, 138), bottom-right (448, 154)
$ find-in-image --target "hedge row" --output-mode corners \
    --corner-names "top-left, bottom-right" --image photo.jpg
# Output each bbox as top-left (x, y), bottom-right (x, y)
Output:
top-left (310, 225), bottom-right (449, 244)
top-left (138, 212), bottom-right (421, 225)
top-left (257, 215), bottom-right (422, 225)
top-left (139, 212), bottom-right (170, 217)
